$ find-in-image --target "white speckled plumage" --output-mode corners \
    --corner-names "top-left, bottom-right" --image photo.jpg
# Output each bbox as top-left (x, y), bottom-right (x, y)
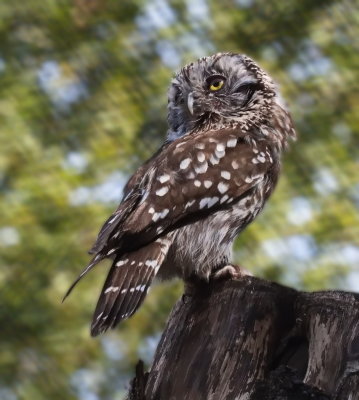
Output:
top-left (65, 52), bottom-right (296, 335)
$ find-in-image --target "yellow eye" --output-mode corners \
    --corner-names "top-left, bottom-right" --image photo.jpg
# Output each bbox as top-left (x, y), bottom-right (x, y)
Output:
top-left (209, 79), bottom-right (224, 91)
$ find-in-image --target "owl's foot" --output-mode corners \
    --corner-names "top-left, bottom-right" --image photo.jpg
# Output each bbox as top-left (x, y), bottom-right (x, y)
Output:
top-left (211, 264), bottom-right (252, 280)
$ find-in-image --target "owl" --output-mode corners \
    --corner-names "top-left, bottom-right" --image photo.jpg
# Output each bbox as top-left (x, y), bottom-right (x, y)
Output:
top-left (65, 53), bottom-right (296, 336)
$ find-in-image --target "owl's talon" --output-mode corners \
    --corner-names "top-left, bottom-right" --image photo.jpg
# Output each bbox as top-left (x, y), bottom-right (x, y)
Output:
top-left (212, 264), bottom-right (252, 280)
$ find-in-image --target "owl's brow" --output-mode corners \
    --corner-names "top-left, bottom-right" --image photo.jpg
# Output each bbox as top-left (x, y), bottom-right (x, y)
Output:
top-left (207, 66), bottom-right (227, 81)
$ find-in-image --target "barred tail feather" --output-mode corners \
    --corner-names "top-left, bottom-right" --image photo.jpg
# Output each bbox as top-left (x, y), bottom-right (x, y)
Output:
top-left (91, 236), bottom-right (172, 336)
top-left (123, 237), bottom-right (173, 321)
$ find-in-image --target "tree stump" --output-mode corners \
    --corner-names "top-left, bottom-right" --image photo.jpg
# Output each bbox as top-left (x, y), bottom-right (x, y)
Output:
top-left (128, 276), bottom-right (359, 399)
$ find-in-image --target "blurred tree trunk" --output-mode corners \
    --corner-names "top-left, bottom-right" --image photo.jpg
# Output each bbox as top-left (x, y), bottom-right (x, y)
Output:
top-left (128, 277), bottom-right (359, 399)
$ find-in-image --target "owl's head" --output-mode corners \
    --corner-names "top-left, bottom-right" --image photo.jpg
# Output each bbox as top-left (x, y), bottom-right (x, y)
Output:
top-left (167, 53), bottom-right (282, 142)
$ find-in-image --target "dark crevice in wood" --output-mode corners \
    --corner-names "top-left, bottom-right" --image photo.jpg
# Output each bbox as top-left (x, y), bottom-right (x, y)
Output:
top-left (252, 366), bottom-right (330, 400)
top-left (272, 336), bottom-right (309, 379)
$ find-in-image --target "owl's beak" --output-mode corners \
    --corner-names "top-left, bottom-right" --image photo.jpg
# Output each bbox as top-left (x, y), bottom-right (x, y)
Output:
top-left (187, 92), bottom-right (194, 115)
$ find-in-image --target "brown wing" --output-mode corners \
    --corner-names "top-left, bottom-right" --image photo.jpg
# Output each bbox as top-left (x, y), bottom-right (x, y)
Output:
top-left (64, 127), bottom-right (276, 300)
top-left (89, 143), bottom-right (170, 255)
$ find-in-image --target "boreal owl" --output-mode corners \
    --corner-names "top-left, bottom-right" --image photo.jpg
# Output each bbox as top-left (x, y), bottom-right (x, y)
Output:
top-left (65, 53), bottom-right (296, 336)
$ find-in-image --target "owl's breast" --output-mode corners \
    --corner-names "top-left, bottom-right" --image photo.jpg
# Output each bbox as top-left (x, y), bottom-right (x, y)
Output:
top-left (159, 181), bottom-right (268, 281)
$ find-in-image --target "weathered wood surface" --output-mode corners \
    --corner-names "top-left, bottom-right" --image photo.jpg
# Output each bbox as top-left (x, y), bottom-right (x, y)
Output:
top-left (129, 276), bottom-right (359, 400)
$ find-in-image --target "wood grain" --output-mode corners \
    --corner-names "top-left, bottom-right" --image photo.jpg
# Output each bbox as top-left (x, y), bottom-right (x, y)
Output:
top-left (128, 277), bottom-right (359, 399)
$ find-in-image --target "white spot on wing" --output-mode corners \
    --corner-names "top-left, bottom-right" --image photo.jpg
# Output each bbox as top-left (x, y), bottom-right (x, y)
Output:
top-left (195, 143), bottom-right (205, 149)
top-left (116, 259), bottom-right (129, 267)
top-left (158, 174), bottom-right (170, 183)
top-left (145, 259), bottom-right (158, 269)
top-left (160, 208), bottom-right (169, 218)
top-left (105, 286), bottom-right (120, 294)
top-left (197, 152), bottom-right (205, 163)
top-left (207, 197), bottom-right (219, 207)
top-left (215, 149), bottom-right (225, 159)
top-left (216, 143), bottom-right (225, 152)
top-left (194, 180), bottom-right (201, 187)
top-left (209, 154), bottom-right (220, 165)
top-left (231, 160), bottom-right (239, 169)
top-left (108, 215), bottom-right (118, 224)
top-left (257, 155), bottom-right (266, 163)
top-left (199, 197), bottom-right (219, 209)
top-left (199, 198), bottom-right (210, 209)
top-left (195, 162), bottom-right (208, 174)
top-left (218, 182), bottom-right (229, 194)
top-left (221, 171), bottom-right (231, 180)
top-left (129, 285), bottom-right (147, 293)
top-left (156, 186), bottom-right (169, 196)
top-left (180, 158), bottom-right (191, 169)
top-left (204, 180), bottom-right (212, 188)
top-left (226, 138), bottom-right (237, 148)
top-left (220, 194), bottom-right (229, 204)
top-left (185, 200), bottom-right (195, 209)
top-left (153, 208), bottom-right (169, 221)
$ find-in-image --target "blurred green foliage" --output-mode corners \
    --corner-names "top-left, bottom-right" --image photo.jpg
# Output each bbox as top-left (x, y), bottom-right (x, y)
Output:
top-left (0, 0), bottom-right (358, 398)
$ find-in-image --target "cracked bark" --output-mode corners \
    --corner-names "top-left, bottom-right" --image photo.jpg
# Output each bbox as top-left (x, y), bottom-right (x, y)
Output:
top-left (128, 276), bottom-right (359, 400)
